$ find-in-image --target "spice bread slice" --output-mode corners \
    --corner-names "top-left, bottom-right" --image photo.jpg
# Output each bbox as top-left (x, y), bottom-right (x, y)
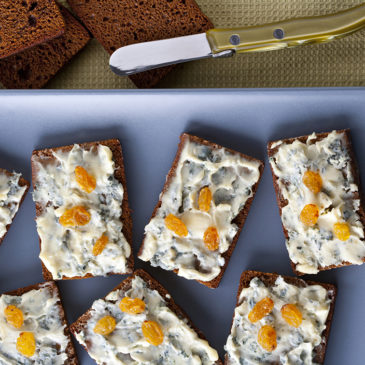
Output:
top-left (70, 269), bottom-right (222, 365)
top-left (0, 168), bottom-right (29, 246)
top-left (0, 280), bottom-right (78, 364)
top-left (66, 0), bottom-right (213, 88)
top-left (0, 0), bottom-right (66, 59)
top-left (224, 270), bottom-right (337, 365)
top-left (31, 139), bottom-right (133, 280)
top-left (268, 129), bottom-right (365, 276)
top-left (0, 5), bottom-right (90, 89)
top-left (139, 133), bottom-right (264, 288)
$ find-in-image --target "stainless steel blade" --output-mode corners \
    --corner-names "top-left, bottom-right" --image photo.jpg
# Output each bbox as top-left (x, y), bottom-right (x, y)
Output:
top-left (109, 33), bottom-right (213, 76)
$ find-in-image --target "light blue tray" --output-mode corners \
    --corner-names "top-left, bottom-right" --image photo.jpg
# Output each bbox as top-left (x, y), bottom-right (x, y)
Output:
top-left (0, 88), bottom-right (364, 364)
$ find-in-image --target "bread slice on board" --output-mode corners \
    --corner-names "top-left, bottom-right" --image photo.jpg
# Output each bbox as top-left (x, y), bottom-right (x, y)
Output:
top-left (0, 5), bottom-right (90, 89)
top-left (0, 168), bottom-right (29, 246)
top-left (139, 133), bottom-right (264, 288)
top-left (0, 281), bottom-right (78, 364)
top-left (268, 129), bottom-right (365, 275)
top-left (224, 270), bottom-right (337, 365)
top-left (70, 269), bottom-right (223, 364)
top-left (0, 0), bottom-right (65, 59)
top-left (66, 0), bottom-right (213, 88)
top-left (31, 139), bottom-right (133, 280)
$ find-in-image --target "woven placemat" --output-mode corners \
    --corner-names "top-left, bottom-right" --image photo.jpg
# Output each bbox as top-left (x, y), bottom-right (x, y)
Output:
top-left (2, 0), bottom-right (365, 88)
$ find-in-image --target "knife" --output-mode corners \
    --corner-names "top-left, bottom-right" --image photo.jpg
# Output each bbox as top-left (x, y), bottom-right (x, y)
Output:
top-left (110, 4), bottom-right (365, 76)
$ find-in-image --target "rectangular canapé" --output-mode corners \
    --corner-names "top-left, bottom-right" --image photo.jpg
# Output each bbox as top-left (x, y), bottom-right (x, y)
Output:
top-left (31, 139), bottom-right (133, 280)
top-left (0, 281), bottom-right (78, 364)
top-left (139, 133), bottom-right (264, 288)
top-left (70, 269), bottom-right (222, 365)
top-left (224, 270), bottom-right (337, 364)
top-left (268, 129), bottom-right (365, 275)
top-left (0, 168), bottom-right (29, 245)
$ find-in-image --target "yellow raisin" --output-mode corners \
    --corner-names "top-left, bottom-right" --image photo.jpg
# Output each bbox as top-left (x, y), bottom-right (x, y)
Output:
top-left (302, 171), bottom-right (322, 194)
top-left (248, 297), bottom-right (274, 323)
top-left (334, 222), bottom-right (350, 241)
top-left (142, 320), bottom-right (164, 346)
top-left (203, 226), bottom-right (219, 251)
top-left (16, 332), bottom-right (36, 358)
top-left (281, 304), bottom-right (303, 328)
top-left (257, 325), bottom-right (277, 352)
top-left (164, 214), bottom-right (188, 237)
top-left (299, 204), bottom-right (319, 226)
top-left (75, 166), bottom-right (96, 193)
top-left (59, 206), bottom-right (91, 227)
top-left (119, 297), bottom-right (146, 315)
top-left (92, 234), bottom-right (108, 256)
top-left (93, 316), bottom-right (116, 335)
top-left (198, 187), bottom-right (212, 212)
top-left (4, 305), bottom-right (24, 328)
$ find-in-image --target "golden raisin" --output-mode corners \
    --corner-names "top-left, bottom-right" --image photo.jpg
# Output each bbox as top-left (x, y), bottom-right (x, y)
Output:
top-left (281, 304), bottom-right (303, 328)
top-left (16, 332), bottom-right (36, 357)
top-left (164, 214), bottom-right (188, 237)
top-left (59, 206), bottom-right (91, 227)
top-left (248, 297), bottom-right (274, 323)
top-left (93, 316), bottom-right (116, 335)
top-left (302, 170), bottom-right (322, 194)
top-left (334, 222), bottom-right (350, 241)
top-left (257, 325), bottom-right (277, 352)
top-left (299, 204), bottom-right (319, 226)
top-left (198, 187), bottom-right (212, 212)
top-left (119, 297), bottom-right (146, 315)
top-left (92, 234), bottom-right (108, 256)
top-left (203, 226), bottom-right (219, 251)
top-left (142, 320), bottom-right (164, 346)
top-left (75, 166), bottom-right (96, 193)
top-left (4, 305), bottom-right (24, 328)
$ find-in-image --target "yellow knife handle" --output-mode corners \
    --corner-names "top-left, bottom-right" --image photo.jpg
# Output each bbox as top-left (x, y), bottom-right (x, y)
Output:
top-left (206, 4), bottom-right (365, 54)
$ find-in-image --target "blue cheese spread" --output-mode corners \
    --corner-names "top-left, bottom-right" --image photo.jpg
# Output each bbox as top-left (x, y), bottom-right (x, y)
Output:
top-left (0, 171), bottom-right (27, 239)
top-left (269, 130), bottom-right (365, 274)
top-left (225, 276), bottom-right (332, 365)
top-left (0, 282), bottom-right (69, 364)
top-left (32, 144), bottom-right (131, 279)
top-left (74, 275), bottom-right (219, 364)
top-left (139, 139), bottom-right (261, 282)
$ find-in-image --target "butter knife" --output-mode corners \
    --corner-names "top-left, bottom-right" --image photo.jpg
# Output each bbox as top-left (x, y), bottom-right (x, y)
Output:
top-left (110, 4), bottom-right (365, 76)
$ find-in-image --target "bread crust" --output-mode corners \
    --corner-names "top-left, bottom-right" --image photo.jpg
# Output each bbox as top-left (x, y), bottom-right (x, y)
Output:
top-left (267, 129), bottom-right (365, 275)
top-left (70, 269), bottom-right (222, 365)
top-left (0, 168), bottom-right (30, 246)
top-left (3, 281), bottom-right (79, 365)
top-left (31, 139), bottom-right (133, 280)
top-left (0, 5), bottom-right (90, 89)
top-left (66, 0), bottom-right (213, 88)
top-left (138, 133), bottom-right (264, 288)
top-left (0, 0), bottom-right (66, 59)
top-left (224, 270), bottom-right (337, 365)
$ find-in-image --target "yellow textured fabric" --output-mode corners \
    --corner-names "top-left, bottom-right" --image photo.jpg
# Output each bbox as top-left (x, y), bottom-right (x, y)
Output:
top-left (2, 0), bottom-right (365, 88)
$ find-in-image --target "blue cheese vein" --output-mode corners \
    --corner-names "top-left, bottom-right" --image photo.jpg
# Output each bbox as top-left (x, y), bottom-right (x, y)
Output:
top-left (74, 275), bottom-right (219, 365)
top-left (269, 130), bottom-right (365, 274)
top-left (139, 139), bottom-right (261, 281)
top-left (32, 144), bottom-right (131, 279)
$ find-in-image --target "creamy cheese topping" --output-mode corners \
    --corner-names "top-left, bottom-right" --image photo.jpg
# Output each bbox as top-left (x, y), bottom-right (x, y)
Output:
top-left (75, 275), bottom-right (219, 364)
top-left (0, 171), bottom-right (27, 239)
top-left (140, 139), bottom-right (261, 281)
top-left (32, 144), bottom-right (131, 279)
top-left (0, 282), bottom-right (69, 364)
top-left (225, 276), bottom-right (332, 365)
top-left (269, 130), bottom-right (365, 274)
